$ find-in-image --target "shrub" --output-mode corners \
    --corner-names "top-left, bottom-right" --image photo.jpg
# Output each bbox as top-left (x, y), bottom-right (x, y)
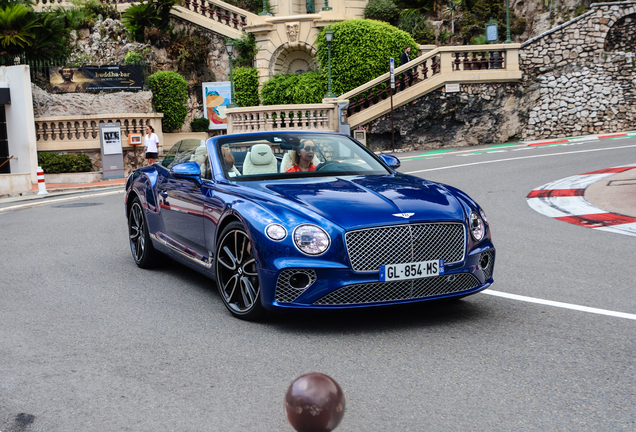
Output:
top-left (260, 72), bottom-right (327, 105)
top-left (234, 67), bottom-right (260, 107)
top-left (261, 74), bottom-right (299, 105)
top-left (511, 18), bottom-right (527, 36)
top-left (38, 152), bottom-right (93, 174)
top-left (148, 71), bottom-right (188, 132)
top-left (233, 32), bottom-right (258, 68)
top-left (144, 26), bottom-right (170, 48)
top-left (315, 20), bottom-right (417, 96)
top-left (397, 13), bottom-right (435, 44)
top-left (167, 31), bottom-right (211, 74)
top-left (364, 0), bottom-right (400, 24)
top-left (190, 117), bottom-right (210, 132)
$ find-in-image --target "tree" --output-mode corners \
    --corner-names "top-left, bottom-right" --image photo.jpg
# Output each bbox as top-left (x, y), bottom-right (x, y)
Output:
top-left (443, 0), bottom-right (462, 33)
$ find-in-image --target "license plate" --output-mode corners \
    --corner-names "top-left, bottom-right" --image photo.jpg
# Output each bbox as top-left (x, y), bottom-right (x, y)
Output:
top-left (379, 259), bottom-right (444, 282)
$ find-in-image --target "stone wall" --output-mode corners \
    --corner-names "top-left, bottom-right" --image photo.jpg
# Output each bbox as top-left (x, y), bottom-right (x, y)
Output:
top-left (366, 2), bottom-right (636, 149)
top-left (519, 2), bottom-right (636, 139)
top-left (367, 83), bottom-right (525, 151)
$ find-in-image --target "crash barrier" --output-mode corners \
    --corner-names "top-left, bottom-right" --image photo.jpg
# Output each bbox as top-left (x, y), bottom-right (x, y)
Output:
top-left (37, 166), bottom-right (48, 196)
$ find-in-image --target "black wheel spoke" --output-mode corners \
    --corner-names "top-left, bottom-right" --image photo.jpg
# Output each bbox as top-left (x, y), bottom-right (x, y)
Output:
top-left (216, 224), bottom-right (261, 317)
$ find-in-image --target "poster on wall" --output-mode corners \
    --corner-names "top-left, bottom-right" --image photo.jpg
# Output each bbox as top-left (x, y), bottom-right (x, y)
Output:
top-left (202, 81), bottom-right (231, 130)
top-left (49, 65), bottom-right (143, 93)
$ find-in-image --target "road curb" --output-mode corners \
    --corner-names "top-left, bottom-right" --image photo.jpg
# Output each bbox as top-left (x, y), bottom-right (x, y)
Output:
top-left (524, 132), bottom-right (635, 147)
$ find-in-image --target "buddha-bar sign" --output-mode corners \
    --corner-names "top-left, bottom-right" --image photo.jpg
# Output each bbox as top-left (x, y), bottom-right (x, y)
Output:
top-left (50, 65), bottom-right (143, 93)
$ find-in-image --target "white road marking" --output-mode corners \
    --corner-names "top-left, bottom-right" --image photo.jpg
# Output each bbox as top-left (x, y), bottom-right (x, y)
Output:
top-left (405, 144), bottom-right (636, 174)
top-left (0, 190), bottom-right (124, 214)
top-left (484, 290), bottom-right (636, 320)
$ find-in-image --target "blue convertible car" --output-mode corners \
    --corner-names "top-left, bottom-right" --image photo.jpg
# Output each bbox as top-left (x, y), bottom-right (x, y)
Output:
top-left (126, 131), bottom-right (495, 320)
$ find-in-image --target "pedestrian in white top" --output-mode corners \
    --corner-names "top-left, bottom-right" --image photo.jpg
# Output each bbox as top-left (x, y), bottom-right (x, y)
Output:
top-left (144, 125), bottom-right (159, 165)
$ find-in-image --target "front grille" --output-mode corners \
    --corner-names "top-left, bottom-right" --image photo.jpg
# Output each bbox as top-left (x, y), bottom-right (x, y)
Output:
top-left (275, 269), bottom-right (317, 303)
top-left (313, 273), bottom-right (480, 305)
top-left (345, 223), bottom-right (465, 272)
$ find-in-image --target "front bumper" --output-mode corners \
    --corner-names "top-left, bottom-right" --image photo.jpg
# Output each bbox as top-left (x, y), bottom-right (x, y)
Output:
top-left (259, 244), bottom-right (495, 311)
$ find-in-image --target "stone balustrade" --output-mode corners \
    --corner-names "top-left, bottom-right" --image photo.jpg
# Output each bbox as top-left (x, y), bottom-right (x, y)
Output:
top-left (226, 104), bottom-right (338, 134)
top-left (341, 44), bottom-right (521, 123)
top-left (35, 113), bottom-right (163, 152)
top-left (181, 0), bottom-right (256, 30)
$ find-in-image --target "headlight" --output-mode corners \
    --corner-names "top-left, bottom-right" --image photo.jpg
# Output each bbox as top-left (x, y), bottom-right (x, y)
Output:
top-left (293, 224), bottom-right (330, 255)
top-left (480, 208), bottom-right (488, 225)
top-left (469, 211), bottom-right (485, 241)
top-left (265, 223), bottom-right (287, 241)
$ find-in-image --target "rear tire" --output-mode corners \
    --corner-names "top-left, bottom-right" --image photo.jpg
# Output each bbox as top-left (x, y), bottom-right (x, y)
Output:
top-left (215, 221), bottom-right (264, 321)
top-left (128, 197), bottom-right (157, 269)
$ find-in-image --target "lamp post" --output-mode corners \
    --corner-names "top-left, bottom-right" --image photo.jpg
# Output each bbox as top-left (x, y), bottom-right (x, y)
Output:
top-left (324, 26), bottom-right (337, 99)
top-left (226, 39), bottom-right (238, 108)
top-left (505, 0), bottom-right (512, 43)
top-left (258, 0), bottom-right (271, 16)
top-left (321, 0), bottom-right (332, 11)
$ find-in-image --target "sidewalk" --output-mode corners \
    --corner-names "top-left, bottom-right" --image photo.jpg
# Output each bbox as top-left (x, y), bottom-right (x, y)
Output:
top-left (0, 177), bottom-right (126, 205)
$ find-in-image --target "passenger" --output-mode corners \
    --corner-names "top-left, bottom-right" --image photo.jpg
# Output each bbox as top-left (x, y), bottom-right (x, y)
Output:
top-left (285, 139), bottom-right (317, 173)
top-left (221, 148), bottom-right (241, 176)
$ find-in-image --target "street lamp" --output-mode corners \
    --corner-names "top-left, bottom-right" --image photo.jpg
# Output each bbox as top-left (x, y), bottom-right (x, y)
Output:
top-left (324, 26), bottom-right (337, 99)
top-left (226, 39), bottom-right (238, 108)
top-left (321, 0), bottom-right (332, 11)
top-left (505, 0), bottom-right (512, 43)
top-left (258, 0), bottom-right (271, 16)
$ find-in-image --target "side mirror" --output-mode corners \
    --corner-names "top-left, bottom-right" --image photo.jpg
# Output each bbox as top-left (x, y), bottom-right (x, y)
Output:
top-left (171, 161), bottom-right (202, 184)
top-left (379, 154), bottom-right (401, 170)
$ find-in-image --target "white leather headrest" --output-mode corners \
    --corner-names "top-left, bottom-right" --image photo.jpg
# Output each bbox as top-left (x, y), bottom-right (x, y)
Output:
top-left (194, 146), bottom-right (207, 155)
top-left (250, 144), bottom-right (274, 166)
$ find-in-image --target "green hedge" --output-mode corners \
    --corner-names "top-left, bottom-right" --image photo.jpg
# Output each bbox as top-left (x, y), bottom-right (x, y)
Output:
top-left (315, 20), bottom-right (417, 96)
top-left (190, 117), bottom-right (210, 132)
top-left (234, 67), bottom-right (260, 107)
top-left (364, 0), bottom-right (399, 24)
top-left (38, 152), bottom-right (93, 174)
top-left (260, 72), bottom-right (326, 105)
top-left (148, 71), bottom-right (188, 132)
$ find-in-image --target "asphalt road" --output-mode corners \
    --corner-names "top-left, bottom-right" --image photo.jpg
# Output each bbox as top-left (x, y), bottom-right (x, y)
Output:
top-left (1, 137), bottom-right (635, 431)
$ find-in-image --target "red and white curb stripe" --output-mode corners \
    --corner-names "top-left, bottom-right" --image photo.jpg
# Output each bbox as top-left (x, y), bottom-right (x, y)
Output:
top-left (526, 132), bottom-right (631, 147)
top-left (526, 165), bottom-right (636, 237)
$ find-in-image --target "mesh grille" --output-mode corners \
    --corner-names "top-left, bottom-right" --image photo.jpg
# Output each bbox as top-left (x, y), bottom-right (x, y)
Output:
top-left (345, 223), bottom-right (465, 272)
top-left (314, 273), bottom-right (480, 305)
top-left (275, 269), bottom-right (317, 303)
top-left (481, 250), bottom-right (495, 281)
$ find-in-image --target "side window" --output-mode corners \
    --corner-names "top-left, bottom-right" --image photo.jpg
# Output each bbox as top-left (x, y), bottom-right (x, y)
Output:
top-left (161, 141), bottom-right (181, 168)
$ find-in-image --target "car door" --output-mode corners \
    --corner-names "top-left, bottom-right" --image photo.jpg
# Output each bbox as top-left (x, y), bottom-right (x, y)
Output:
top-left (158, 140), bottom-right (208, 260)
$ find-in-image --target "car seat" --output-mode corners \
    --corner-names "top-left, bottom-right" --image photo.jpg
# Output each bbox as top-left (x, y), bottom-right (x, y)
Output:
top-left (242, 144), bottom-right (278, 175)
top-left (189, 146), bottom-right (208, 178)
top-left (280, 150), bottom-right (321, 173)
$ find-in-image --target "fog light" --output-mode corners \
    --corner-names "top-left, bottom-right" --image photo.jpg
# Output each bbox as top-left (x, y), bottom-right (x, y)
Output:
top-left (289, 272), bottom-right (311, 289)
top-left (479, 253), bottom-right (490, 271)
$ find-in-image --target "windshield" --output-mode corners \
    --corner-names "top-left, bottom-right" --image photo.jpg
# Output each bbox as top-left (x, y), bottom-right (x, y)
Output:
top-left (215, 133), bottom-right (390, 181)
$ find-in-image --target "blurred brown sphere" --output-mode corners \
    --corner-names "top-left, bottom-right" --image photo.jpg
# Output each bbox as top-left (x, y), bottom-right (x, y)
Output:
top-left (285, 373), bottom-right (346, 432)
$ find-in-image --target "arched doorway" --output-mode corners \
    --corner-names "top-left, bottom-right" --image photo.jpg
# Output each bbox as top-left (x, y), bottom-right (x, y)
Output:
top-left (269, 42), bottom-right (318, 76)
top-left (604, 13), bottom-right (636, 52)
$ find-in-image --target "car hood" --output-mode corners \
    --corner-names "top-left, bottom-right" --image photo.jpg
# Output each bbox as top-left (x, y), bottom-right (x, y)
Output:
top-left (244, 174), bottom-right (466, 230)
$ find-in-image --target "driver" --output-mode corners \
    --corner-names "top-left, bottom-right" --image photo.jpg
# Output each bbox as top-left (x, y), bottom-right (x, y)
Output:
top-left (286, 139), bottom-right (317, 173)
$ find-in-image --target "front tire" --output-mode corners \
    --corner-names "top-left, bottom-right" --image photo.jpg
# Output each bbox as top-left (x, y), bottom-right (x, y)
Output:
top-left (215, 221), bottom-right (264, 320)
top-left (128, 197), bottom-right (157, 269)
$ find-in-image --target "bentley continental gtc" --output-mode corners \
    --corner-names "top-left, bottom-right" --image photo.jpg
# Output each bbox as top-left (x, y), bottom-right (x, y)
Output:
top-left (125, 131), bottom-right (495, 320)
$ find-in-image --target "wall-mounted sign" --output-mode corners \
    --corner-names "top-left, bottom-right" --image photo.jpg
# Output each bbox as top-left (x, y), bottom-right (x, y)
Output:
top-left (445, 83), bottom-right (461, 93)
top-left (202, 81), bottom-right (231, 130)
top-left (50, 65), bottom-right (143, 93)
